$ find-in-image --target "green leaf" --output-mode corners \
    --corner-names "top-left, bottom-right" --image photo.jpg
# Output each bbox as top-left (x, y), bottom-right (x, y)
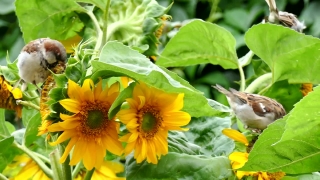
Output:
top-left (76, 0), bottom-right (106, 11)
top-left (0, 109), bottom-right (10, 137)
top-left (245, 24), bottom-right (320, 84)
top-left (23, 112), bottom-right (41, 146)
top-left (157, 19), bottom-right (238, 69)
top-left (15, 0), bottom-right (85, 42)
top-left (0, 0), bottom-right (15, 15)
top-left (168, 131), bottom-right (201, 155)
top-left (5, 122), bottom-right (15, 134)
top-left (108, 82), bottom-right (135, 119)
top-left (92, 41), bottom-right (227, 117)
top-left (65, 62), bottom-right (83, 83)
top-left (242, 86), bottom-right (320, 174)
top-left (0, 136), bottom-right (14, 153)
top-left (262, 80), bottom-right (303, 112)
top-left (224, 9), bottom-right (250, 32)
top-left (0, 136), bottom-right (18, 173)
top-left (21, 108), bottom-right (38, 127)
top-left (240, 118), bottom-right (287, 172)
top-left (184, 116), bottom-right (234, 157)
top-left (126, 153), bottom-right (232, 180)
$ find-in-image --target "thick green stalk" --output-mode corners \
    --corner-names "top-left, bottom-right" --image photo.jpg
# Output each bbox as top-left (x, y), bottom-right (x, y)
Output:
top-left (100, 0), bottom-right (111, 51)
top-left (84, 168), bottom-right (95, 180)
top-left (59, 144), bottom-right (72, 180)
top-left (245, 73), bottom-right (272, 93)
top-left (0, 173), bottom-right (8, 180)
top-left (72, 162), bottom-right (82, 179)
top-left (13, 142), bottom-right (53, 178)
top-left (238, 63), bottom-right (246, 92)
top-left (16, 100), bottom-right (40, 110)
top-left (50, 149), bottom-right (64, 180)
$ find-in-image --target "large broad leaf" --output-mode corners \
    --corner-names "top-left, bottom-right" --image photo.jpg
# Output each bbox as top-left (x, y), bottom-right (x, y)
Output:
top-left (23, 112), bottom-right (41, 146)
top-left (184, 116), bottom-right (234, 157)
top-left (241, 87), bottom-right (320, 174)
top-left (156, 19), bottom-right (238, 69)
top-left (245, 23), bottom-right (320, 84)
top-left (15, 0), bottom-right (85, 42)
top-left (0, 109), bottom-right (10, 137)
top-left (92, 41), bottom-right (229, 117)
top-left (126, 153), bottom-right (232, 180)
top-left (0, 136), bottom-right (19, 172)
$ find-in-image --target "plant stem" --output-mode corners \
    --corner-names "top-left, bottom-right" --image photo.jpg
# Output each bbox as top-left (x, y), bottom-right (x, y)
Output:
top-left (245, 73), bottom-right (272, 93)
top-left (238, 63), bottom-right (246, 92)
top-left (13, 142), bottom-right (53, 178)
top-left (16, 100), bottom-right (40, 110)
top-left (86, 10), bottom-right (102, 53)
top-left (50, 149), bottom-right (64, 180)
top-left (58, 144), bottom-right (72, 180)
top-left (101, 0), bottom-right (111, 51)
top-left (72, 162), bottom-right (82, 179)
top-left (35, 151), bottom-right (50, 164)
top-left (0, 173), bottom-right (8, 180)
top-left (84, 168), bottom-right (95, 180)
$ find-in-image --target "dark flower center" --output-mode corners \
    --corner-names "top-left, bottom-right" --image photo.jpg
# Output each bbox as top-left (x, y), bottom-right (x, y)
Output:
top-left (87, 110), bottom-right (104, 129)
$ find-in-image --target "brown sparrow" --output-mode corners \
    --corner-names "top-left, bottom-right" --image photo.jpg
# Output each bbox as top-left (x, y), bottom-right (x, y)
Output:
top-left (213, 84), bottom-right (286, 131)
top-left (264, 0), bottom-right (306, 32)
top-left (17, 38), bottom-right (67, 91)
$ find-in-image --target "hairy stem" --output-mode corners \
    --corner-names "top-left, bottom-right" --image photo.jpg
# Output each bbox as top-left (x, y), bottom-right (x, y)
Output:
top-left (238, 63), bottom-right (246, 92)
top-left (245, 73), bottom-right (272, 93)
top-left (16, 100), bottom-right (40, 110)
top-left (13, 142), bottom-right (53, 178)
top-left (101, 0), bottom-right (111, 51)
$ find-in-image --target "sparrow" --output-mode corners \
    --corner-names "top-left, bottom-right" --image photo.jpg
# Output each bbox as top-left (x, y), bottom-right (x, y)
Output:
top-left (264, 0), bottom-right (306, 32)
top-left (17, 38), bottom-right (67, 91)
top-left (213, 84), bottom-right (286, 131)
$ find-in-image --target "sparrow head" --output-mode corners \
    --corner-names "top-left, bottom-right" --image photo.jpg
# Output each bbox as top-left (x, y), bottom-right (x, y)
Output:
top-left (17, 38), bottom-right (67, 90)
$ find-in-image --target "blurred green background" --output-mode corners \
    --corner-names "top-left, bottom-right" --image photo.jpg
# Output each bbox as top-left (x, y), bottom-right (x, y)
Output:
top-left (0, 0), bottom-right (317, 104)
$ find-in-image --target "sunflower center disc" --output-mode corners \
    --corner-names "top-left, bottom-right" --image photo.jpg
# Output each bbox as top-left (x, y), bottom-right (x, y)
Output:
top-left (87, 110), bottom-right (104, 129)
top-left (142, 112), bottom-right (157, 132)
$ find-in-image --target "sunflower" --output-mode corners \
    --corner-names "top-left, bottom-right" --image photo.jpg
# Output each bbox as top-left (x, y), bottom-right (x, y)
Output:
top-left (3, 155), bottom-right (50, 180)
top-left (0, 76), bottom-right (22, 117)
top-left (91, 161), bottom-right (125, 180)
top-left (117, 82), bottom-right (191, 164)
top-left (47, 79), bottom-right (123, 170)
top-left (223, 128), bottom-right (285, 180)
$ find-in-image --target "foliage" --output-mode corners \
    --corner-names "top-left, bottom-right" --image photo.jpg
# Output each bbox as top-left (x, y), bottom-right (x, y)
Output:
top-left (0, 0), bottom-right (320, 180)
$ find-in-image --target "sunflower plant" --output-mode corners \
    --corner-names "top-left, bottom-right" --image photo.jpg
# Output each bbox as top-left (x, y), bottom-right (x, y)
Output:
top-left (1, 0), bottom-right (320, 180)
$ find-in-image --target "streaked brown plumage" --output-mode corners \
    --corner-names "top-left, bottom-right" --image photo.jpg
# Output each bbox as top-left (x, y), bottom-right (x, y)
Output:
top-left (213, 84), bottom-right (286, 131)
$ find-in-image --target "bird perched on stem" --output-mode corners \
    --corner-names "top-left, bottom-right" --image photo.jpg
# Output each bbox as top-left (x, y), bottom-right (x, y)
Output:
top-left (264, 0), bottom-right (306, 32)
top-left (17, 38), bottom-right (67, 91)
top-left (213, 84), bottom-right (286, 132)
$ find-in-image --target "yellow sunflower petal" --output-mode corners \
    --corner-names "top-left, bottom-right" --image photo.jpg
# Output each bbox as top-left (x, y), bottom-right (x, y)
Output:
top-left (222, 129), bottom-right (249, 146)
top-left (229, 152), bottom-right (248, 169)
top-left (59, 99), bottom-right (81, 113)
top-left (50, 130), bottom-right (76, 145)
top-left (105, 135), bottom-right (123, 156)
top-left (83, 141), bottom-right (95, 170)
top-left (162, 111), bottom-right (191, 127)
top-left (60, 137), bottom-right (78, 163)
top-left (108, 82), bottom-right (120, 96)
top-left (70, 139), bottom-right (86, 165)
top-left (94, 79), bottom-right (103, 99)
top-left (47, 123), bottom-right (63, 132)
top-left (146, 141), bottom-right (158, 164)
top-left (82, 79), bottom-right (94, 102)
top-left (67, 79), bottom-right (84, 101)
